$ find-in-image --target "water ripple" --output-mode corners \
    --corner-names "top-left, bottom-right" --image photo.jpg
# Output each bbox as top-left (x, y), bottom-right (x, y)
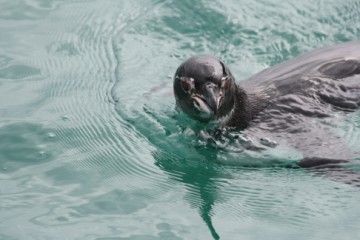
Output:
top-left (1, 0), bottom-right (360, 239)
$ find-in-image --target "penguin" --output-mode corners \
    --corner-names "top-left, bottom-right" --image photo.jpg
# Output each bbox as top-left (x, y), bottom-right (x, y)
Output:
top-left (173, 41), bottom-right (360, 129)
top-left (173, 41), bottom-right (360, 174)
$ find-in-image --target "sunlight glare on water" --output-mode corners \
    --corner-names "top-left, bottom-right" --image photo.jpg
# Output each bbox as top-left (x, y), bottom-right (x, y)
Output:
top-left (0, 0), bottom-right (360, 239)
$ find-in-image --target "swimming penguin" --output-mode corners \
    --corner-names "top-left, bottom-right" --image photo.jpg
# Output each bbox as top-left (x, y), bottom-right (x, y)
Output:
top-left (173, 41), bottom-right (360, 129)
top-left (173, 41), bottom-right (360, 171)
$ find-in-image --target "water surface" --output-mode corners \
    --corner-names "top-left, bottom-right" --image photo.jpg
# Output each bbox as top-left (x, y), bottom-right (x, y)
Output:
top-left (1, 0), bottom-right (360, 239)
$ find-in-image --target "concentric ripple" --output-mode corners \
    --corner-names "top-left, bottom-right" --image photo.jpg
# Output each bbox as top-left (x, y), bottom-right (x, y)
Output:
top-left (1, 0), bottom-right (360, 239)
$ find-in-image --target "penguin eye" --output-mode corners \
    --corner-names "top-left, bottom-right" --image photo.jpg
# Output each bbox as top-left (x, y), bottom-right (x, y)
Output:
top-left (181, 78), bottom-right (194, 93)
top-left (221, 76), bottom-right (232, 90)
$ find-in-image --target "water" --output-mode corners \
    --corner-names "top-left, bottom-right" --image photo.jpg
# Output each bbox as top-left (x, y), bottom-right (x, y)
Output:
top-left (1, 0), bottom-right (360, 239)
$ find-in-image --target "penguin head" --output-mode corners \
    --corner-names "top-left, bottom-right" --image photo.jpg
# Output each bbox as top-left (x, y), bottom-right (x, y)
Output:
top-left (173, 56), bottom-right (236, 122)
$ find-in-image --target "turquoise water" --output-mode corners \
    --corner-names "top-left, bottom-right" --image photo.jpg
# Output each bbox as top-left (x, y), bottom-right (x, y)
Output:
top-left (1, 0), bottom-right (360, 239)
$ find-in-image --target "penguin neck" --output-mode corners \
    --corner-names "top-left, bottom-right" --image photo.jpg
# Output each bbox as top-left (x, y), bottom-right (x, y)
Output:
top-left (222, 84), bottom-right (274, 128)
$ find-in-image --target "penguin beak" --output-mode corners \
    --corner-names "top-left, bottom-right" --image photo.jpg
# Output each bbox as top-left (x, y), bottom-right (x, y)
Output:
top-left (192, 95), bottom-right (214, 118)
top-left (192, 87), bottom-right (221, 118)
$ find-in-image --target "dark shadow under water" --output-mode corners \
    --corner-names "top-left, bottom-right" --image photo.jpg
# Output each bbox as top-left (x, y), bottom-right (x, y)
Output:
top-left (154, 149), bottom-right (222, 239)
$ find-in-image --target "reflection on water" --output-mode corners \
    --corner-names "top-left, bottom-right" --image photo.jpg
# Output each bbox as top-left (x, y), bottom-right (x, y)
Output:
top-left (1, 0), bottom-right (360, 239)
